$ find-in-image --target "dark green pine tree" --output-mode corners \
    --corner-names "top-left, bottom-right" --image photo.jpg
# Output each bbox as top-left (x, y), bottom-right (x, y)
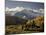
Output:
top-left (32, 20), bottom-right (35, 28)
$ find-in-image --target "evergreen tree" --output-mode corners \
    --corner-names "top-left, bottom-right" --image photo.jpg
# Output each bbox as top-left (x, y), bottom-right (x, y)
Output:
top-left (32, 20), bottom-right (35, 28)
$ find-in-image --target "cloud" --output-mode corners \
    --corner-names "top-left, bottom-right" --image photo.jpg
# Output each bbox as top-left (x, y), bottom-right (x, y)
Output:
top-left (39, 8), bottom-right (44, 13)
top-left (33, 8), bottom-right (44, 14)
top-left (5, 7), bottom-right (44, 16)
top-left (5, 7), bottom-right (24, 11)
top-left (5, 7), bottom-right (25, 16)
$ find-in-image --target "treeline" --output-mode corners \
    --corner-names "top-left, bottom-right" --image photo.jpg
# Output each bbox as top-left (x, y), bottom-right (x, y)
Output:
top-left (6, 16), bottom-right (44, 34)
top-left (23, 16), bottom-right (44, 32)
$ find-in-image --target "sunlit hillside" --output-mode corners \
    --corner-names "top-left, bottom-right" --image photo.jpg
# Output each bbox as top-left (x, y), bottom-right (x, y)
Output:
top-left (6, 16), bottom-right (44, 34)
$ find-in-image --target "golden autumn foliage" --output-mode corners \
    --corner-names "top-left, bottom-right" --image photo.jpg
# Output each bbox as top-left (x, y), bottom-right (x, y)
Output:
top-left (6, 25), bottom-right (23, 33)
top-left (25, 16), bottom-right (44, 28)
top-left (33, 16), bottom-right (44, 26)
top-left (6, 16), bottom-right (44, 33)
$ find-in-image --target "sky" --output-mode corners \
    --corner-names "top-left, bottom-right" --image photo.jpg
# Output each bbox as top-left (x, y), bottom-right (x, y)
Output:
top-left (5, 0), bottom-right (44, 9)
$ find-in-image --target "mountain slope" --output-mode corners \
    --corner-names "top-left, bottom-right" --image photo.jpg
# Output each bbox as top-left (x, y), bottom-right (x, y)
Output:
top-left (5, 7), bottom-right (44, 19)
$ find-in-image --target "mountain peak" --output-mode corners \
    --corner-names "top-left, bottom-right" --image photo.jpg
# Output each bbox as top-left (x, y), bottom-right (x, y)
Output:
top-left (5, 7), bottom-right (44, 16)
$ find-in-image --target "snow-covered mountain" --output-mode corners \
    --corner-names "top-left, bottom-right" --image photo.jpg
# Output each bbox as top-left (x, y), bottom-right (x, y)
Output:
top-left (5, 7), bottom-right (44, 19)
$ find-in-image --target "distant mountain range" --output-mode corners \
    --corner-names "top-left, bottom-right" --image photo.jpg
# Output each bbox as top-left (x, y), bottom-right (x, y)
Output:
top-left (5, 7), bottom-right (44, 19)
